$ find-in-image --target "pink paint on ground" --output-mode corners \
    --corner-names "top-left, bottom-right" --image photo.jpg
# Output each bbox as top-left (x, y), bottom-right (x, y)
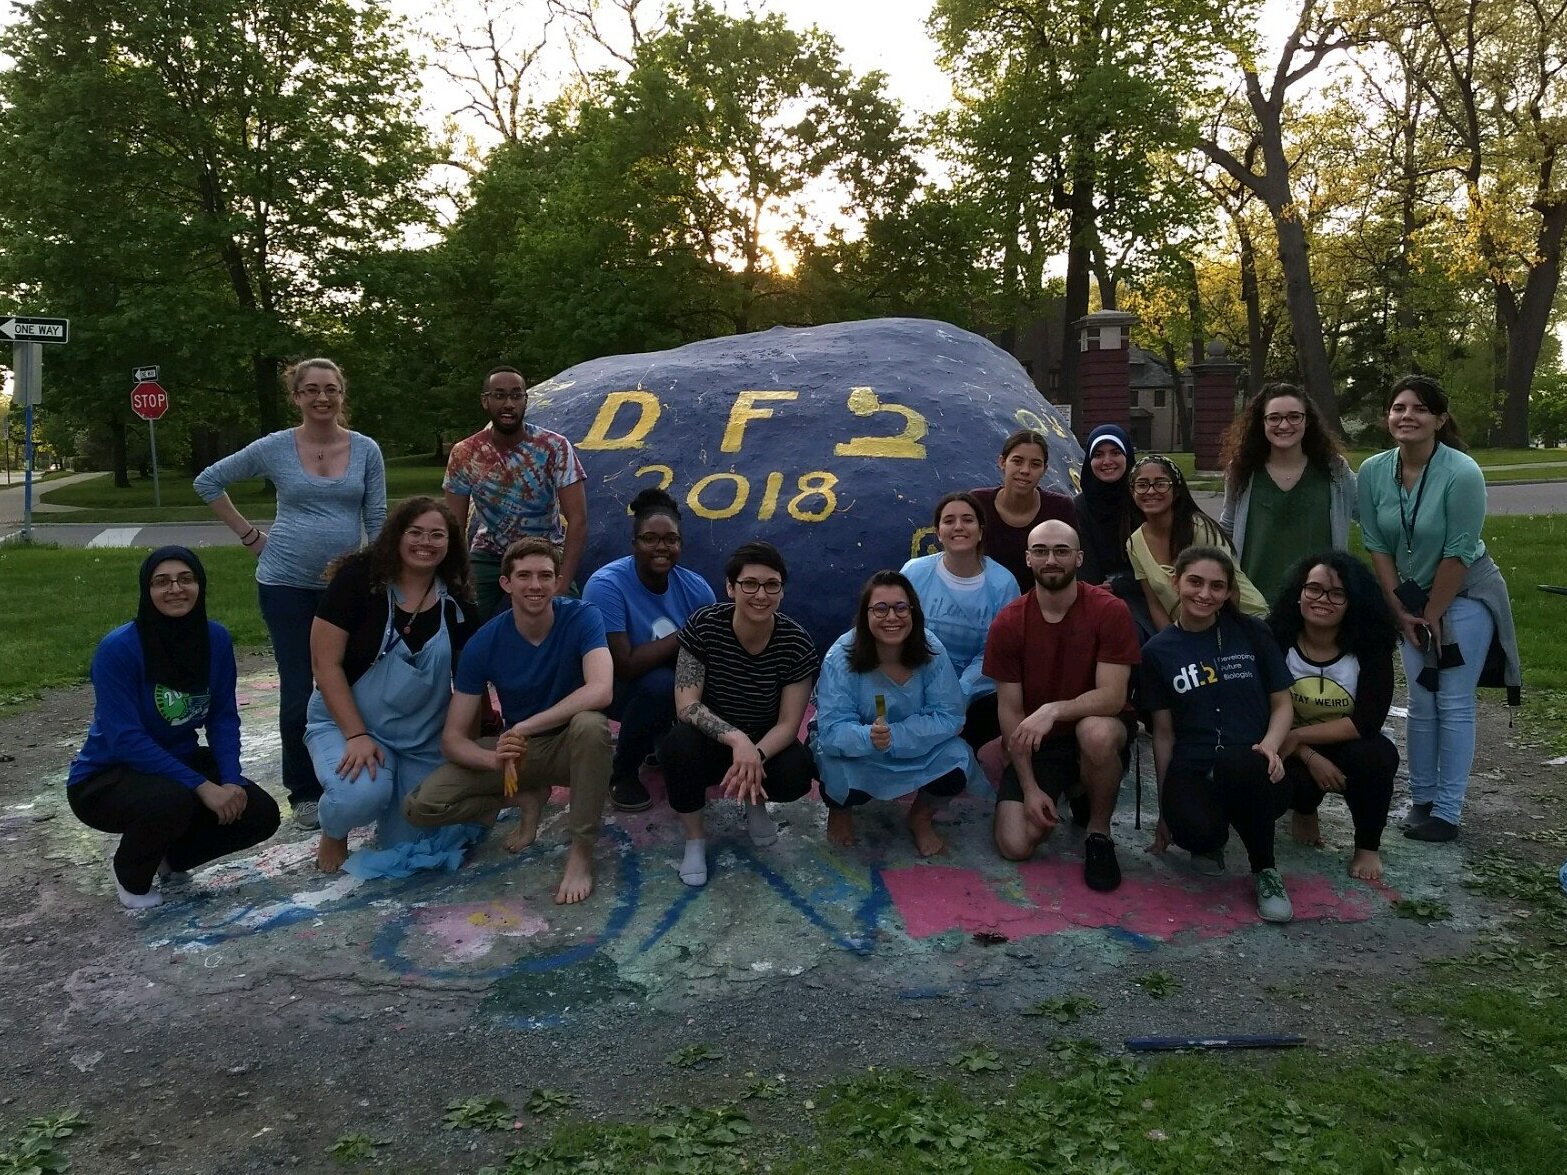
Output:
top-left (413, 900), bottom-right (549, 963)
top-left (881, 859), bottom-right (1383, 942)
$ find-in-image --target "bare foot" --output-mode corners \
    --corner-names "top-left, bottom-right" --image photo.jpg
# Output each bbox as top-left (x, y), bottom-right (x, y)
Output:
top-left (826, 809), bottom-right (857, 847)
top-left (907, 800), bottom-right (947, 857)
top-left (504, 792), bottom-right (544, 854)
top-left (1290, 811), bottom-right (1323, 847)
top-left (315, 834), bottom-right (349, 873)
top-left (556, 841), bottom-right (594, 904)
top-left (1348, 849), bottom-right (1383, 882)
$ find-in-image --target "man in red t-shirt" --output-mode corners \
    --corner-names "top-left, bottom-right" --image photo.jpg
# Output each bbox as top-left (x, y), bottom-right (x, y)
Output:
top-left (982, 520), bottom-right (1141, 891)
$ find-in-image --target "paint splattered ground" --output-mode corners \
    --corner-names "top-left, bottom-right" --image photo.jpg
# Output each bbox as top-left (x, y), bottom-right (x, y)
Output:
top-left (0, 655), bottom-right (1557, 1172)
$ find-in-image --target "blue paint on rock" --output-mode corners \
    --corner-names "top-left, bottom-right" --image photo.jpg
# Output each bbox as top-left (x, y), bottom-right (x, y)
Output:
top-left (529, 317), bottom-right (1078, 651)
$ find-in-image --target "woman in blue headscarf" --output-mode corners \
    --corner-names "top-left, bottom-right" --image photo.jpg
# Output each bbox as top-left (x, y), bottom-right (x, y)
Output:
top-left (68, 547), bottom-right (280, 909)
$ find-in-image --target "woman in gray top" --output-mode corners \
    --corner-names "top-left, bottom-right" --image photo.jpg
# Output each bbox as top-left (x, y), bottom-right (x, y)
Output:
top-left (195, 358), bottom-right (386, 828)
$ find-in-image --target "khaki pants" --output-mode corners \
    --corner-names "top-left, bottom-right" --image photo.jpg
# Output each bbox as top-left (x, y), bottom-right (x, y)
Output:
top-left (404, 711), bottom-right (611, 846)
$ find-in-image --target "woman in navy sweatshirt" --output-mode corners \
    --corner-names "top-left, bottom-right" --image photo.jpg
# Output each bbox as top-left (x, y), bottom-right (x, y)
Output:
top-left (68, 546), bottom-right (280, 909)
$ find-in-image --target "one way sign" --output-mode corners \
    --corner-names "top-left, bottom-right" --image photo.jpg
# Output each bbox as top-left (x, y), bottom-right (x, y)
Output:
top-left (0, 315), bottom-right (69, 343)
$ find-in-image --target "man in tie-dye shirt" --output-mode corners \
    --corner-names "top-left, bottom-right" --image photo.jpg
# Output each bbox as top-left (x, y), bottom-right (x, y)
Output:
top-left (444, 366), bottom-right (588, 617)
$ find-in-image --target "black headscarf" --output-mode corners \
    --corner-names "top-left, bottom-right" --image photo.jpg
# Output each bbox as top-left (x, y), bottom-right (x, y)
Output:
top-left (136, 545), bottom-right (211, 693)
top-left (1075, 424), bottom-right (1138, 584)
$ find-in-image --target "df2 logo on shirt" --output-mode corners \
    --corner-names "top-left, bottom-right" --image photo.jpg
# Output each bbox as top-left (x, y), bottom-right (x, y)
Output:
top-left (1171, 661), bottom-right (1219, 694)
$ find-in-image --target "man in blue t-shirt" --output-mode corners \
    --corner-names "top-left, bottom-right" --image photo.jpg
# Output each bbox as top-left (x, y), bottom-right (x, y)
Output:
top-left (403, 538), bottom-right (613, 904)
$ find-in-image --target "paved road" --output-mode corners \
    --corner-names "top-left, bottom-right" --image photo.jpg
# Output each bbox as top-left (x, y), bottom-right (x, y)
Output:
top-left (4, 482), bottom-right (1565, 549)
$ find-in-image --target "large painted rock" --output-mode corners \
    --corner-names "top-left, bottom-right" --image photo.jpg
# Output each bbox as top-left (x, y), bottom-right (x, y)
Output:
top-left (528, 317), bottom-right (1080, 651)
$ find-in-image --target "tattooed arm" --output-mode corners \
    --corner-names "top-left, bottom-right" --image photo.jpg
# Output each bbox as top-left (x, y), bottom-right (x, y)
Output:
top-left (674, 645), bottom-right (764, 800)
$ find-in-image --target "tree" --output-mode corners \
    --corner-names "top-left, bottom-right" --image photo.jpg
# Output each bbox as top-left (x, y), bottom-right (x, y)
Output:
top-left (0, 0), bottom-right (436, 480)
top-left (1379, 0), bottom-right (1567, 446)
top-left (933, 0), bottom-right (1227, 425)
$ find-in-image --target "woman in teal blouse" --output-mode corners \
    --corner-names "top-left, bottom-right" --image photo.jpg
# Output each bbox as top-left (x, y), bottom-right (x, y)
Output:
top-left (1358, 375), bottom-right (1517, 842)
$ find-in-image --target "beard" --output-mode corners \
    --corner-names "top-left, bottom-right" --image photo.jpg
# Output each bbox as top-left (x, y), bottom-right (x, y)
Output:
top-left (1033, 565), bottom-right (1078, 593)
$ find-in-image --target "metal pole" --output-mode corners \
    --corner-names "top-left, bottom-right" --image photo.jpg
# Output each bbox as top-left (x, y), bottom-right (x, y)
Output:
top-left (148, 417), bottom-right (161, 508)
top-left (22, 399), bottom-right (34, 541)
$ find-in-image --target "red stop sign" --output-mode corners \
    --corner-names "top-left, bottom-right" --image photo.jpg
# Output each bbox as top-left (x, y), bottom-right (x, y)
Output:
top-left (131, 381), bottom-right (169, 420)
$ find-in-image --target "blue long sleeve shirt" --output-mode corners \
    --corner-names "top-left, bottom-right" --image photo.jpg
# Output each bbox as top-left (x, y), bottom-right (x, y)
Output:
top-left (68, 622), bottom-right (244, 790)
top-left (194, 430), bottom-right (386, 589)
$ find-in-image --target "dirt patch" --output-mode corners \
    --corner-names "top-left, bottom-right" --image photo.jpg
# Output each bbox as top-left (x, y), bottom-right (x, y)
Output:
top-left (0, 652), bottom-right (1561, 1172)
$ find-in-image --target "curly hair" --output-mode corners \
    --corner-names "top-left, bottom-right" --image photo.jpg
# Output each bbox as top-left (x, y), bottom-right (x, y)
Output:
top-left (847, 570), bottom-right (935, 674)
top-left (1131, 454), bottom-right (1228, 556)
top-left (326, 496), bottom-right (472, 603)
top-left (1220, 382), bottom-right (1344, 489)
top-left (1266, 551), bottom-right (1398, 659)
top-left (1387, 374), bottom-right (1468, 452)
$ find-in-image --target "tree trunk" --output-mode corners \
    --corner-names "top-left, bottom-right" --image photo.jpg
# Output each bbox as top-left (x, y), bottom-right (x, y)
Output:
top-left (254, 353), bottom-right (280, 435)
top-left (109, 416), bottom-right (130, 488)
top-left (1057, 165), bottom-right (1094, 434)
top-left (432, 431), bottom-right (444, 461)
top-left (1494, 201), bottom-right (1567, 447)
top-left (1236, 221), bottom-right (1265, 393)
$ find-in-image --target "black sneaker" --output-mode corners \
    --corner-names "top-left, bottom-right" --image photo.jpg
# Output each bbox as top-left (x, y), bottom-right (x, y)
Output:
top-left (610, 776), bottom-right (653, 813)
top-left (1401, 801), bottom-right (1434, 829)
top-left (1083, 832), bottom-right (1122, 892)
top-left (1403, 815), bottom-right (1459, 842)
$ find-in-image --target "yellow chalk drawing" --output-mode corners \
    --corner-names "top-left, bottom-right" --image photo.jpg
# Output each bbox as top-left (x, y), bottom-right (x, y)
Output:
top-left (687, 472), bottom-right (751, 520)
top-left (721, 390), bottom-right (799, 452)
top-left (835, 387), bottom-right (927, 459)
top-left (580, 390), bottom-right (662, 450)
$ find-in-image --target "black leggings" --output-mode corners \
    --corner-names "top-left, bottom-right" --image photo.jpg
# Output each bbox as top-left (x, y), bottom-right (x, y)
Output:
top-left (822, 767), bottom-right (967, 810)
top-left (658, 723), bottom-right (817, 814)
top-left (1287, 734), bottom-right (1399, 851)
top-left (67, 749), bottom-right (281, 894)
top-left (960, 694), bottom-right (1000, 752)
top-left (1162, 745), bottom-right (1289, 872)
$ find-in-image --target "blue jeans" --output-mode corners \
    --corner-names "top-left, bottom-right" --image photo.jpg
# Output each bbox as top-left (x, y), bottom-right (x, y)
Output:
top-left (609, 666), bottom-right (676, 782)
top-left (1399, 594), bottom-right (1494, 824)
top-left (258, 582), bottom-right (325, 804)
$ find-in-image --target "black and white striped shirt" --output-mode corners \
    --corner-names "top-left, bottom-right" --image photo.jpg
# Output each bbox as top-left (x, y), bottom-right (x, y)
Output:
top-left (677, 603), bottom-right (819, 740)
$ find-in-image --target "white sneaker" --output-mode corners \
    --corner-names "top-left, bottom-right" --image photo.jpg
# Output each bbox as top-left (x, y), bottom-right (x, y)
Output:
top-left (292, 800), bottom-right (320, 830)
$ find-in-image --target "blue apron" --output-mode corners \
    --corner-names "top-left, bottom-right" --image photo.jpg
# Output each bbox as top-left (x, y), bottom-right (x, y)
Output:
top-left (306, 584), bottom-right (456, 846)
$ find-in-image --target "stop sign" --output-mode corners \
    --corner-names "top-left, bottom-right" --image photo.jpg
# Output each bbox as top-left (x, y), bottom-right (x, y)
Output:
top-left (131, 381), bottom-right (169, 421)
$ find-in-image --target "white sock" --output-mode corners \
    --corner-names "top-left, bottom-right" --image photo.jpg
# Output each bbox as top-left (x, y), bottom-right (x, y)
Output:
top-left (746, 801), bottom-right (778, 847)
top-left (114, 877), bottom-right (163, 911)
top-left (679, 839), bottom-right (708, 887)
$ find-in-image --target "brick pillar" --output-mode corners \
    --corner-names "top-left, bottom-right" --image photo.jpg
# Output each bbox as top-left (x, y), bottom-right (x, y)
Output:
top-left (1192, 340), bottom-right (1244, 472)
top-left (1070, 309), bottom-right (1137, 443)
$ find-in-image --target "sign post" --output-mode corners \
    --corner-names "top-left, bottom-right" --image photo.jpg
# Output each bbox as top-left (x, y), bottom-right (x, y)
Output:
top-left (12, 340), bottom-right (43, 541)
top-left (131, 375), bottom-right (168, 508)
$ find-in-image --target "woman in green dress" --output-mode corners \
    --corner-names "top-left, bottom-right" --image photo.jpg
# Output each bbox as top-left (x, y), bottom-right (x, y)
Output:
top-left (1219, 383), bottom-right (1356, 605)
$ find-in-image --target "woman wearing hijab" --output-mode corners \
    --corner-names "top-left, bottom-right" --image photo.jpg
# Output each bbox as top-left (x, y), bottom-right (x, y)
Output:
top-left (1073, 424), bottom-right (1138, 588)
top-left (67, 547), bottom-right (281, 909)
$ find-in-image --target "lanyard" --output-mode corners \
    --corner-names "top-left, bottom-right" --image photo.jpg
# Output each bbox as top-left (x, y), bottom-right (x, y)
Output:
top-left (1394, 443), bottom-right (1438, 555)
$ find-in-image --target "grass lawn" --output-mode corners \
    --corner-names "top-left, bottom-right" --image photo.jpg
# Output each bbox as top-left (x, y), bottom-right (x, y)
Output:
top-left (36, 461), bottom-right (446, 523)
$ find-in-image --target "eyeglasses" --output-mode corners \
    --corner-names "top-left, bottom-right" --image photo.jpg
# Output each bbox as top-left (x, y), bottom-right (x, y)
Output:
top-left (868, 601), bottom-right (910, 618)
top-left (1132, 479), bottom-right (1173, 494)
top-left (1265, 411), bottom-right (1307, 426)
top-left (1301, 583), bottom-right (1348, 605)
top-left (300, 388), bottom-right (342, 400)
top-left (150, 573), bottom-right (197, 589)
top-left (1026, 545), bottom-right (1078, 561)
top-left (734, 578), bottom-right (783, 596)
top-left (635, 533), bottom-right (681, 547)
top-left (486, 390), bottom-right (527, 403)
top-left (403, 527), bottom-right (448, 544)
